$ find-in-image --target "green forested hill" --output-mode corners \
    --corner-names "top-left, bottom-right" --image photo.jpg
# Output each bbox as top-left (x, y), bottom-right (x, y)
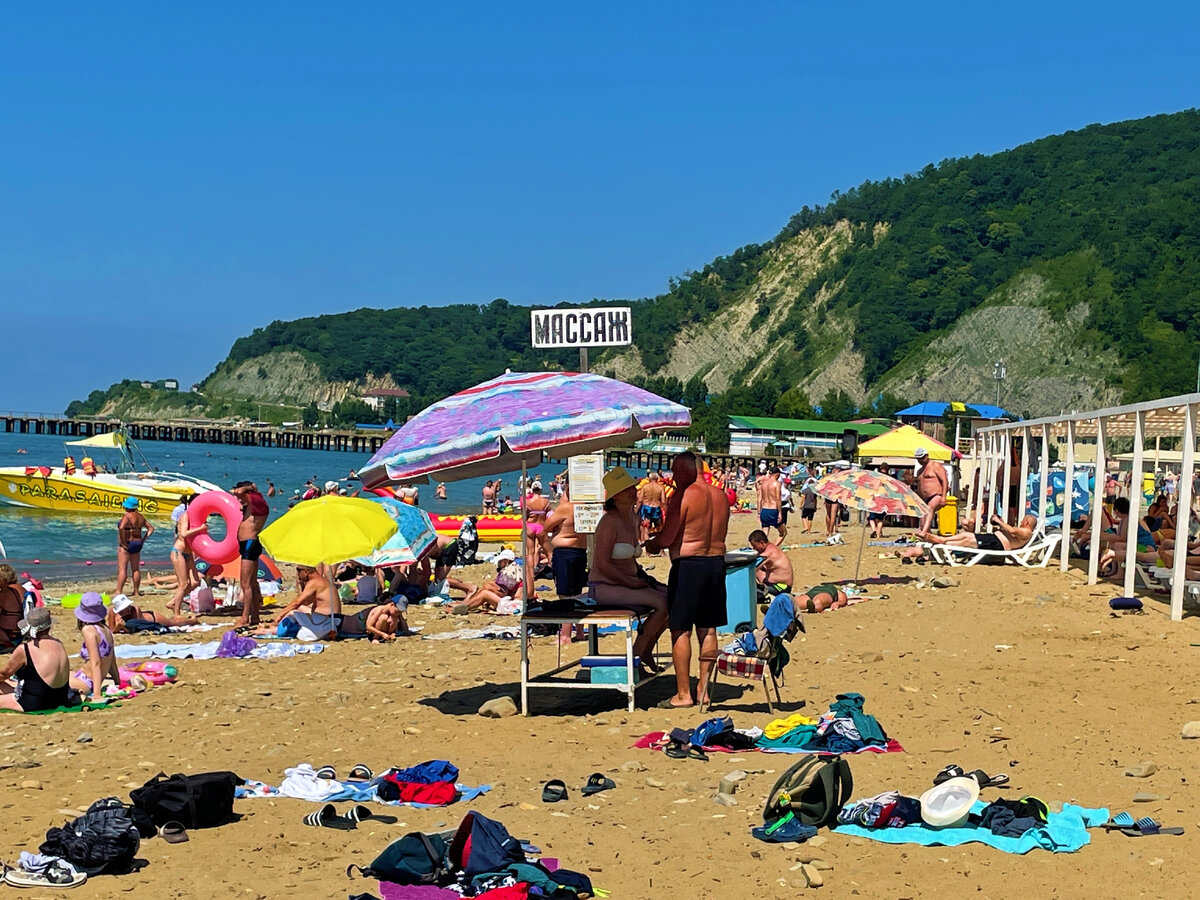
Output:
top-left (72, 110), bottom-right (1200, 445)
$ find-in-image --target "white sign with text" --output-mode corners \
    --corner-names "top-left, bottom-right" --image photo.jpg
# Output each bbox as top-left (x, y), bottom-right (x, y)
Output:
top-left (531, 307), bottom-right (632, 348)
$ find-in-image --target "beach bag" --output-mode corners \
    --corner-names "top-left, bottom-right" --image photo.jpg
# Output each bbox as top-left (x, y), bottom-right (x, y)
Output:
top-left (187, 580), bottom-right (215, 614)
top-left (130, 770), bottom-right (241, 829)
top-left (763, 755), bottom-right (853, 829)
top-left (41, 801), bottom-right (142, 875)
top-left (350, 832), bottom-right (450, 885)
top-left (448, 812), bottom-right (526, 878)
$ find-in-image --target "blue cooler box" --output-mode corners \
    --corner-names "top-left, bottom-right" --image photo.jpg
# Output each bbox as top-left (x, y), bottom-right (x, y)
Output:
top-left (720, 551), bottom-right (758, 634)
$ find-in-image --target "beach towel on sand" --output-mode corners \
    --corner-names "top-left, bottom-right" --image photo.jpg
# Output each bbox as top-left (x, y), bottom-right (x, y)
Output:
top-left (835, 802), bottom-right (1108, 854)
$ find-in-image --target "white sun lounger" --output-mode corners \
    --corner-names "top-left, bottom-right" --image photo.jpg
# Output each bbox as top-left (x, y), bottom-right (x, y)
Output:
top-left (927, 532), bottom-right (1062, 568)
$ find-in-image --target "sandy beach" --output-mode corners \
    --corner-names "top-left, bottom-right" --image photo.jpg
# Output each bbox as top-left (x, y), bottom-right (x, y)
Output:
top-left (2, 513), bottom-right (1197, 899)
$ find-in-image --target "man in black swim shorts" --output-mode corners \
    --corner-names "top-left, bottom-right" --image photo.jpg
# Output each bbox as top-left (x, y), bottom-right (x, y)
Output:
top-left (231, 481), bottom-right (270, 627)
top-left (646, 451), bottom-right (730, 709)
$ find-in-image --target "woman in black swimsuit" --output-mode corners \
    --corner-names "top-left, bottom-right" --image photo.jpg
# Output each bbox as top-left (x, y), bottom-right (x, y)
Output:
top-left (0, 608), bottom-right (70, 712)
top-left (107, 594), bottom-right (197, 633)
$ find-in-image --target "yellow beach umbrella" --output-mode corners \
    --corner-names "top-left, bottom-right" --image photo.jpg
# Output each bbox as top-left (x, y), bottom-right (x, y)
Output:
top-left (259, 495), bottom-right (398, 615)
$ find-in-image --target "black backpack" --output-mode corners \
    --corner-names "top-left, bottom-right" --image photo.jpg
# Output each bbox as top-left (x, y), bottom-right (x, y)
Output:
top-left (350, 832), bottom-right (450, 886)
top-left (41, 800), bottom-right (143, 875)
top-left (130, 771), bottom-right (241, 829)
top-left (763, 755), bottom-right (853, 829)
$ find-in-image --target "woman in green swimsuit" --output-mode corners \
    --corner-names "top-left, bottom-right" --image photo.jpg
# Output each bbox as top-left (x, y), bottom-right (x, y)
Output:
top-left (796, 584), bottom-right (848, 614)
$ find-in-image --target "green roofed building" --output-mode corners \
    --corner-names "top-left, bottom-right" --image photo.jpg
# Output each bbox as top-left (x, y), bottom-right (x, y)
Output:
top-left (727, 415), bottom-right (890, 457)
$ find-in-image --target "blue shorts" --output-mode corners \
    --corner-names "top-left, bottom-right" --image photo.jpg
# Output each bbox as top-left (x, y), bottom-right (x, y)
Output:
top-left (639, 505), bottom-right (663, 525)
top-left (759, 508), bottom-right (780, 529)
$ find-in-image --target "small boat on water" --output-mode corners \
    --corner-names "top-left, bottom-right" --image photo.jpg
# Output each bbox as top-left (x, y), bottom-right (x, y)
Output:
top-left (0, 430), bottom-right (220, 517)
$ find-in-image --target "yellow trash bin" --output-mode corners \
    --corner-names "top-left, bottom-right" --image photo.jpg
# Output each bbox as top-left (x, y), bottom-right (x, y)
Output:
top-left (938, 495), bottom-right (958, 536)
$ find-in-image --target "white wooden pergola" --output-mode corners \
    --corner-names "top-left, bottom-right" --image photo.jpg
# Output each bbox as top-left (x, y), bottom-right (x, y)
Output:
top-left (975, 393), bottom-right (1199, 621)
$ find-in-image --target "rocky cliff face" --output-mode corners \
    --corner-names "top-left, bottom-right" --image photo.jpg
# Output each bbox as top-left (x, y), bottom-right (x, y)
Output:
top-left (202, 351), bottom-right (406, 410)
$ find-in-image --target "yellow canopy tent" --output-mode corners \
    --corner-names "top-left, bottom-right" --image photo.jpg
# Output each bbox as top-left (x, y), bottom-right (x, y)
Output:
top-left (66, 432), bottom-right (127, 449)
top-left (854, 424), bottom-right (955, 461)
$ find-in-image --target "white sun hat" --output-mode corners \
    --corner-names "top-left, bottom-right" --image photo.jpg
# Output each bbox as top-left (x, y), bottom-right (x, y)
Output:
top-left (919, 776), bottom-right (980, 828)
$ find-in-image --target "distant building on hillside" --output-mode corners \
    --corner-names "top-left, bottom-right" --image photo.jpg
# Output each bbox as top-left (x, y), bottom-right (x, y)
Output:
top-left (362, 388), bottom-right (411, 411)
top-left (163, 379), bottom-right (179, 391)
top-left (727, 415), bottom-right (890, 457)
top-left (139, 381), bottom-right (154, 389)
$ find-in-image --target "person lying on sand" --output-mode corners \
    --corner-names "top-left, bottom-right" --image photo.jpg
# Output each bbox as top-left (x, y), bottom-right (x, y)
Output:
top-left (794, 584), bottom-right (848, 613)
top-left (107, 594), bottom-right (198, 633)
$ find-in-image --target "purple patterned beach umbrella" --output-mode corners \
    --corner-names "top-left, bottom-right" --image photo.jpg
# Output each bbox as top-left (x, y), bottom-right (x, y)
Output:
top-left (360, 371), bottom-right (691, 486)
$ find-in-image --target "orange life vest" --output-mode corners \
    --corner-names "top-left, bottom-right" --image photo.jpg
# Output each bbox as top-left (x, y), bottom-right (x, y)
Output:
top-left (81, 457), bottom-right (97, 476)
top-left (63, 456), bottom-right (77, 475)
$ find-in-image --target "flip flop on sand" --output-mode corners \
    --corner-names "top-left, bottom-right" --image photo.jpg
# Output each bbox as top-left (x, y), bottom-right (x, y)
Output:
top-left (581, 773), bottom-right (616, 796)
top-left (303, 803), bottom-right (354, 830)
top-left (664, 739), bottom-right (689, 759)
top-left (315, 765), bottom-right (337, 780)
top-left (344, 805), bottom-right (375, 824)
top-left (655, 697), bottom-right (694, 710)
top-left (933, 766), bottom-right (1009, 788)
top-left (347, 764), bottom-right (373, 782)
top-left (160, 821), bottom-right (189, 844)
top-left (542, 779), bottom-right (569, 803)
top-left (1113, 816), bottom-right (1180, 840)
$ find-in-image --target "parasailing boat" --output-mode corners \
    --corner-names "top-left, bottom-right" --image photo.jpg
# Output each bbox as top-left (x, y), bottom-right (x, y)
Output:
top-left (0, 430), bottom-right (220, 517)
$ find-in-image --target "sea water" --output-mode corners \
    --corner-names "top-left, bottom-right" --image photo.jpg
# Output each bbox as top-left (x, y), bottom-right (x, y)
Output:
top-left (0, 431), bottom-right (565, 579)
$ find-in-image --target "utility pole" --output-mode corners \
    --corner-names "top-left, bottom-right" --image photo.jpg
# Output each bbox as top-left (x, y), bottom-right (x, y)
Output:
top-left (993, 359), bottom-right (1007, 408)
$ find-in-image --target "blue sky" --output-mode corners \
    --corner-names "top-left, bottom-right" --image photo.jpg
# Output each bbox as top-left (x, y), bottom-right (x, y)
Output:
top-left (4, 2), bottom-right (1198, 412)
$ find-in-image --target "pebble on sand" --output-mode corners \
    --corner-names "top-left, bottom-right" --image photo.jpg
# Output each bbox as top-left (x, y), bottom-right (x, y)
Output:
top-left (1181, 721), bottom-right (1200, 739)
top-left (478, 696), bottom-right (519, 718)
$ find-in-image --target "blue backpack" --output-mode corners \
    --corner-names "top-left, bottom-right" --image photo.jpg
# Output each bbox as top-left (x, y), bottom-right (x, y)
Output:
top-left (448, 812), bottom-right (526, 878)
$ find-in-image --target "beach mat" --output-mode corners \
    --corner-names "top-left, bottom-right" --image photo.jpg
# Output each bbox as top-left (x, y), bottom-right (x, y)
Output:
top-left (0, 700), bottom-right (119, 716)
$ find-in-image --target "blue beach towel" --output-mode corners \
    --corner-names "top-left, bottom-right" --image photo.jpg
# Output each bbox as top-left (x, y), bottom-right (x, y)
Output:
top-left (834, 802), bottom-right (1108, 854)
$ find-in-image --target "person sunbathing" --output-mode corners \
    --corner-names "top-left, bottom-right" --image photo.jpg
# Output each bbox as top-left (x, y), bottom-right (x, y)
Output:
top-left (107, 594), bottom-right (198, 633)
top-left (255, 564), bottom-right (336, 640)
top-left (449, 550), bottom-right (523, 615)
top-left (794, 584), bottom-right (848, 613)
top-left (336, 604), bottom-right (405, 642)
top-left (919, 514), bottom-right (1038, 554)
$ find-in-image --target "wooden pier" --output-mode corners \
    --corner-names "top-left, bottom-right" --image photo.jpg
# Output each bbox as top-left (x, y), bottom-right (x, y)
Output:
top-left (2, 414), bottom-right (391, 454)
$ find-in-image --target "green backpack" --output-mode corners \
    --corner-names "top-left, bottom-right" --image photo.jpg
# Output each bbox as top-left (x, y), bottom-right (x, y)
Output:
top-left (763, 755), bottom-right (853, 829)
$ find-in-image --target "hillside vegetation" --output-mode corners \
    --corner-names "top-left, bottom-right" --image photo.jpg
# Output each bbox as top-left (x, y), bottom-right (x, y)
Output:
top-left (70, 110), bottom-right (1200, 448)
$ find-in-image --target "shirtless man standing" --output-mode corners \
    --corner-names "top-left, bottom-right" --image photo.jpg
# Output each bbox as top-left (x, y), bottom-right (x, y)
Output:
top-left (756, 467), bottom-right (785, 544)
top-left (646, 451), bottom-right (730, 709)
top-left (231, 481), bottom-right (269, 627)
top-left (638, 471), bottom-right (666, 542)
top-left (749, 529), bottom-right (794, 595)
top-left (914, 447), bottom-right (948, 535)
top-left (544, 480), bottom-right (588, 644)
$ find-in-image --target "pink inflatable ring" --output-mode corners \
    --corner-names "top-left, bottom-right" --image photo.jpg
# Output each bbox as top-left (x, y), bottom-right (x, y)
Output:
top-left (187, 491), bottom-right (243, 565)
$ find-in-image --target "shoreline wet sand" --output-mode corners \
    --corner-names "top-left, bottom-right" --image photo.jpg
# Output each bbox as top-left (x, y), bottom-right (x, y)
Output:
top-left (2, 515), bottom-right (1197, 898)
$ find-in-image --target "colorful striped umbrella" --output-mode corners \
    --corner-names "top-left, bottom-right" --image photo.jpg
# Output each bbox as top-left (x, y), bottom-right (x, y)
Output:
top-left (814, 467), bottom-right (930, 582)
top-left (814, 468), bottom-right (930, 517)
top-left (352, 496), bottom-right (438, 567)
top-left (359, 371), bottom-right (691, 486)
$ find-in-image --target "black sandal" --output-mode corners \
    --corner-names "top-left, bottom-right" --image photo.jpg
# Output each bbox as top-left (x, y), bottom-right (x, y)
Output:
top-left (542, 779), bottom-right (569, 803)
top-left (664, 739), bottom-right (688, 759)
top-left (347, 764), bottom-right (373, 782)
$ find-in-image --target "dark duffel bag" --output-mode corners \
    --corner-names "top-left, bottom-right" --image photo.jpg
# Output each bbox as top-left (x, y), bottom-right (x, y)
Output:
top-left (130, 770), bottom-right (242, 829)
